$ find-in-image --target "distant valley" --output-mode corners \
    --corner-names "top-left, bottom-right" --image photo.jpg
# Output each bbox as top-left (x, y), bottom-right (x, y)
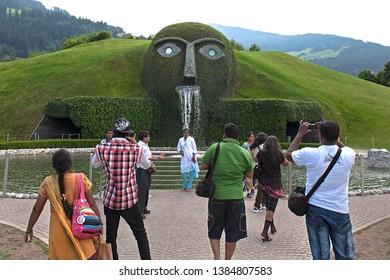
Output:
top-left (209, 24), bottom-right (390, 77)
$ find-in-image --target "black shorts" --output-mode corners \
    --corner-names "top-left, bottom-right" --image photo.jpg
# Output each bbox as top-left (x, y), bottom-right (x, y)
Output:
top-left (207, 198), bottom-right (247, 242)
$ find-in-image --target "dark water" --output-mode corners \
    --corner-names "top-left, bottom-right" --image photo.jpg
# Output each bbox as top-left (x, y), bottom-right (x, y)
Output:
top-left (1, 153), bottom-right (389, 194)
top-left (0, 153), bottom-right (102, 194)
top-left (281, 163), bottom-right (390, 193)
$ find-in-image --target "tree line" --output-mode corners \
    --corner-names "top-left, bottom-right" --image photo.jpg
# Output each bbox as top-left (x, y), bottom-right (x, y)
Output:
top-left (0, 3), bottom-right (124, 61)
top-left (359, 61), bottom-right (390, 88)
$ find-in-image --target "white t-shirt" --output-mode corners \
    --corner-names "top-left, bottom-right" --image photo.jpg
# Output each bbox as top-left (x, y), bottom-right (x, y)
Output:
top-left (137, 140), bottom-right (152, 169)
top-left (292, 145), bottom-right (355, 213)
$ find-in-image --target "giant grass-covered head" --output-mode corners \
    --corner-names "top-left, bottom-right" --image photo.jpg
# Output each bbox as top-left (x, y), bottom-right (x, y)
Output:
top-left (141, 22), bottom-right (236, 100)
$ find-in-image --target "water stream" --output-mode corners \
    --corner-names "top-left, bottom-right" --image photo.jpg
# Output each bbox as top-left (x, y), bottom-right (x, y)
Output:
top-left (176, 85), bottom-right (201, 136)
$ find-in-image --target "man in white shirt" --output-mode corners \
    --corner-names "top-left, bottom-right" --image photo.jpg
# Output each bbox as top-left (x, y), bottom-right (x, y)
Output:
top-left (136, 130), bottom-right (165, 218)
top-left (285, 120), bottom-right (355, 260)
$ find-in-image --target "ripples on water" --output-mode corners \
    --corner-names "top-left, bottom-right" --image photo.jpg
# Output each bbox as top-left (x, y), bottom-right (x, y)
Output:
top-left (1, 153), bottom-right (389, 194)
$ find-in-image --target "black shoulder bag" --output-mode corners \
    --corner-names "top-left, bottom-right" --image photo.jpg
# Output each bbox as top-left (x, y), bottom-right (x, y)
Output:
top-left (196, 143), bottom-right (220, 198)
top-left (288, 148), bottom-right (342, 216)
top-left (253, 147), bottom-right (263, 179)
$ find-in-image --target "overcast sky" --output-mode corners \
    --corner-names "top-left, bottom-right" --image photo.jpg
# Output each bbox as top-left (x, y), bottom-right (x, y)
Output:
top-left (38, 0), bottom-right (390, 47)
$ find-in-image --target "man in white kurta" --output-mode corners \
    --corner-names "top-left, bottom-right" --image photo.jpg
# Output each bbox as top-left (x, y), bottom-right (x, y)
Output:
top-left (177, 128), bottom-right (198, 192)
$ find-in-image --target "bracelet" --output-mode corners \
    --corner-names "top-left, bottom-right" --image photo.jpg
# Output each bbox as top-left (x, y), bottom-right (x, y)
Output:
top-left (25, 229), bottom-right (33, 234)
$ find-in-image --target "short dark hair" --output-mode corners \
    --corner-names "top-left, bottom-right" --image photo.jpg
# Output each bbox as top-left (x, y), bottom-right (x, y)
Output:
top-left (246, 131), bottom-right (255, 140)
top-left (137, 130), bottom-right (150, 141)
top-left (105, 127), bottom-right (113, 133)
top-left (319, 120), bottom-right (339, 143)
top-left (224, 123), bottom-right (240, 139)
top-left (250, 132), bottom-right (268, 149)
top-left (114, 130), bottom-right (134, 138)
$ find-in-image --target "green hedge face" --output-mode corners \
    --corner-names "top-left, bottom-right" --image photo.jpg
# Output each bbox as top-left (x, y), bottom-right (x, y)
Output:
top-left (141, 22), bottom-right (236, 100)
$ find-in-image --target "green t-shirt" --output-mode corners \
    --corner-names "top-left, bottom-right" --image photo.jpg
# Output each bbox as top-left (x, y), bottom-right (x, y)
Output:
top-left (201, 138), bottom-right (253, 199)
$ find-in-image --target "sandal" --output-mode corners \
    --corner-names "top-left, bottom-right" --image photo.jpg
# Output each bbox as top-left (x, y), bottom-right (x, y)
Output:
top-left (261, 233), bottom-right (272, 242)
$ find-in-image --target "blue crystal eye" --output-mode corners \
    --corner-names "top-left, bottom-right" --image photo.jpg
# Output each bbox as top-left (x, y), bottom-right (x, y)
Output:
top-left (157, 43), bottom-right (181, 57)
top-left (199, 45), bottom-right (225, 60)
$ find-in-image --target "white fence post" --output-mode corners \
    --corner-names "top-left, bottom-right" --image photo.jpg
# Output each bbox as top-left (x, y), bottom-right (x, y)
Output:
top-left (2, 152), bottom-right (10, 198)
top-left (89, 153), bottom-right (93, 183)
top-left (359, 153), bottom-right (365, 196)
top-left (288, 161), bottom-right (292, 194)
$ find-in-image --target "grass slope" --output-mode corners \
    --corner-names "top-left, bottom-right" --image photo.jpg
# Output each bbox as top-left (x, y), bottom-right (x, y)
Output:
top-left (0, 38), bottom-right (389, 148)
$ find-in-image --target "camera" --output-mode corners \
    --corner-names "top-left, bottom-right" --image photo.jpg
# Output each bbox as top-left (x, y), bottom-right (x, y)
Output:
top-left (308, 123), bottom-right (318, 130)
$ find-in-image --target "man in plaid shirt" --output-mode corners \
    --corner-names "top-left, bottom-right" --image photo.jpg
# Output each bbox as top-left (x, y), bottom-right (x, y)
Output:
top-left (92, 118), bottom-right (151, 260)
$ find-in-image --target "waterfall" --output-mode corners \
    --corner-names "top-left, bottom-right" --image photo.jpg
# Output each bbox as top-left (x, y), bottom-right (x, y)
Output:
top-left (176, 86), bottom-right (201, 136)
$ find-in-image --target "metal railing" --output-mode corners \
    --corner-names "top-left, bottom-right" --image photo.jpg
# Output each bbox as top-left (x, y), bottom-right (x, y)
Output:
top-left (0, 150), bottom-right (380, 198)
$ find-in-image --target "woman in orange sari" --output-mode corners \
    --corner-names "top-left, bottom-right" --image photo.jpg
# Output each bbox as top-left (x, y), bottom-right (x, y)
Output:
top-left (24, 149), bottom-right (102, 260)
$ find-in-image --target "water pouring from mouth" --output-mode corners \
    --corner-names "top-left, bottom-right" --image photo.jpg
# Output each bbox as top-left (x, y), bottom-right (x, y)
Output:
top-left (176, 85), bottom-right (201, 136)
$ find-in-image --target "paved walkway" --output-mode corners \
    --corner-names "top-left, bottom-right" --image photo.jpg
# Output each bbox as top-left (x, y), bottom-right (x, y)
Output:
top-left (1, 190), bottom-right (389, 260)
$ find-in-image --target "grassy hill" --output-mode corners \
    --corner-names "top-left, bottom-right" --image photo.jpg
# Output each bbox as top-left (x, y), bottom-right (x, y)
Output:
top-left (1, 38), bottom-right (389, 149)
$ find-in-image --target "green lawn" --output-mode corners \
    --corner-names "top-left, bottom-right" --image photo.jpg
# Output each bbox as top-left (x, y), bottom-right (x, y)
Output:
top-left (1, 38), bottom-right (389, 149)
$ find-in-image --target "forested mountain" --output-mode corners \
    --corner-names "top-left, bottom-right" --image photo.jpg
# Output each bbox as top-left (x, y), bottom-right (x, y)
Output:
top-left (0, 0), bottom-right (124, 60)
top-left (2, 0), bottom-right (389, 78)
top-left (210, 24), bottom-right (390, 77)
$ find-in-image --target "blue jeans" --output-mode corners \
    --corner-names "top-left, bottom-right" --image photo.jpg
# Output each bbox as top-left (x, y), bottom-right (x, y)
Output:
top-left (181, 170), bottom-right (196, 189)
top-left (306, 204), bottom-right (355, 260)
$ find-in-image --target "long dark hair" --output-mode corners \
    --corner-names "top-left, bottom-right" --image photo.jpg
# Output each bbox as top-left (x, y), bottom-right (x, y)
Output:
top-left (52, 149), bottom-right (73, 220)
top-left (262, 135), bottom-right (282, 166)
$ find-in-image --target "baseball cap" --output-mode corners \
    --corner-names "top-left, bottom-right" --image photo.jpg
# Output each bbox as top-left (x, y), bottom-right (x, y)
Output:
top-left (113, 118), bottom-right (134, 134)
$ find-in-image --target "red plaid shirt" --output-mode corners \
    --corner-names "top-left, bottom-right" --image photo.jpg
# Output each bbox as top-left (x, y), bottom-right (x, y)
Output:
top-left (94, 138), bottom-right (144, 210)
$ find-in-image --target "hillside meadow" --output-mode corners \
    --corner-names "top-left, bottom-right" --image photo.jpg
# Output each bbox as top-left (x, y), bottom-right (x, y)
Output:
top-left (0, 38), bottom-right (389, 149)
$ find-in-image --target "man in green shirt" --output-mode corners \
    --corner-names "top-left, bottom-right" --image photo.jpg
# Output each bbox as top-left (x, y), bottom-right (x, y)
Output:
top-left (201, 123), bottom-right (253, 260)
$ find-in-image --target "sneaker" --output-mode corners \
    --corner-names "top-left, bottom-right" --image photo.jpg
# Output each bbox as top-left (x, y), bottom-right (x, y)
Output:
top-left (253, 207), bottom-right (260, 213)
top-left (261, 204), bottom-right (266, 209)
top-left (144, 209), bottom-right (151, 214)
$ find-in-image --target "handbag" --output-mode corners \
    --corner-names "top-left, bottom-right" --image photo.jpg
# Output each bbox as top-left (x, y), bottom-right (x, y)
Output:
top-left (288, 148), bottom-right (341, 216)
top-left (253, 148), bottom-right (263, 179)
top-left (97, 234), bottom-right (113, 260)
top-left (196, 143), bottom-right (220, 198)
top-left (253, 164), bottom-right (263, 179)
top-left (72, 173), bottom-right (102, 239)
